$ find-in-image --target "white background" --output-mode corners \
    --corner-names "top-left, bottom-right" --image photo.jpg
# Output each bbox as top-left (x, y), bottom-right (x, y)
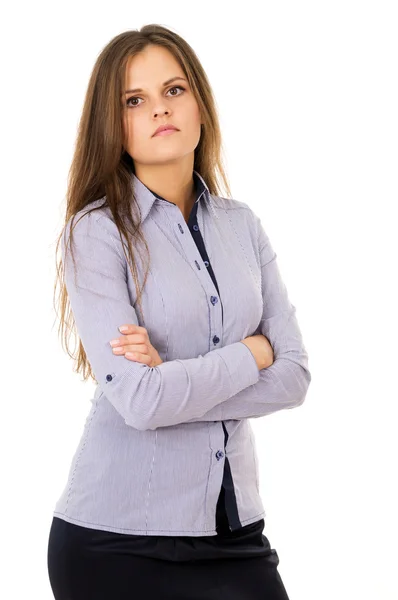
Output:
top-left (1, 1), bottom-right (397, 598)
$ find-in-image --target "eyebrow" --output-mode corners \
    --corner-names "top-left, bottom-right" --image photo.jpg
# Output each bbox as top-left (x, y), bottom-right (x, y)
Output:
top-left (123, 76), bottom-right (187, 96)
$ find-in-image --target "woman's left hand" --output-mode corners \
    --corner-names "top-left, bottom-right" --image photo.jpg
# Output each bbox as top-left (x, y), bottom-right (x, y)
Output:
top-left (109, 324), bottom-right (163, 367)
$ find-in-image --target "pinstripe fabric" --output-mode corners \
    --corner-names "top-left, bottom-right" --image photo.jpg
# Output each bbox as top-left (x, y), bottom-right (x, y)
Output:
top-left (52, 169), bottom-right (311, 536)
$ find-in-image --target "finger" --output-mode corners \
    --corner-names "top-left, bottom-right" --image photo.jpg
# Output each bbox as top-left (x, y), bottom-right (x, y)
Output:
top-left (125, 351), bottom-right (150, 364)
top-left (118, 324), bottom-right (147, 335)
top-left (112, 343), bottom-right (148, 355)
top-left (125, 343), bottom-right (148, 354)
top-left (110, 333), bottom-right (146, 347)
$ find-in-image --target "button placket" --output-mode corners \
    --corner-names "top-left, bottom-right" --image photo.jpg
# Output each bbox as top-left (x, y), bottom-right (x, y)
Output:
top-left (174, 211), bottom-right (222, 351)
top-left (174, 216), bottom-right (217, 294)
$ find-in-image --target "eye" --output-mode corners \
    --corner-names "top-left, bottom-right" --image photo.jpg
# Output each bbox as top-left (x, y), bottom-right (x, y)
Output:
top-left (126, 85), bottom-right (185, 108)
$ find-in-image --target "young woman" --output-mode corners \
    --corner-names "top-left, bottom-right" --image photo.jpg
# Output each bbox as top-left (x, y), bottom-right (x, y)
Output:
top-left (47, 24), bottom-right (311, 600)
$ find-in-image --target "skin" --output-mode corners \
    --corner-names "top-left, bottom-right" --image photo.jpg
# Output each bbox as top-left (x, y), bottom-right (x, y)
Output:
top-left (109, 325), bottom-right (164, 368)
top-left (110, 45), bottom-right (274, 370)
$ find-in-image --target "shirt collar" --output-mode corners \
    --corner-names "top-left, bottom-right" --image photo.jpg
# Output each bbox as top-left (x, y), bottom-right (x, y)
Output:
top-left (131, 170), bottom-right (210, 224)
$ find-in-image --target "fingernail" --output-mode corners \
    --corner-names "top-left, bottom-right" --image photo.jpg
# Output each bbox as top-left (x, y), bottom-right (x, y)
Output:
top-left (119, 326), bottom-right (129, 332)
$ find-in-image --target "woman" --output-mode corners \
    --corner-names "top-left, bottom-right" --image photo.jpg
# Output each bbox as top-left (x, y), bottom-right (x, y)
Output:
top-left (47, 24), bottom-right (311, 600)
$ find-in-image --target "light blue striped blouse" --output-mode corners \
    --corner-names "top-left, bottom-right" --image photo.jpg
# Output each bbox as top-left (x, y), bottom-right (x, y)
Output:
top-left (52, 170), bottom-right (311, 536)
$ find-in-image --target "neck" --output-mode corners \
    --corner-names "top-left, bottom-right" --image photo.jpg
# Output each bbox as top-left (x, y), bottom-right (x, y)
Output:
top-left (134, 160), bottom-right (196, 217)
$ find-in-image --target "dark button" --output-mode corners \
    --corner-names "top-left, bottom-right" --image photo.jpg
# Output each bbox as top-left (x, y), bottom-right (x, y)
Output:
top-left (215, 450), bottom-right (224, 460)
top-left (204, 260), bottom-right (209, 267)
top-left (106, 374), bottom-right (113, 382)
top-left (213, 335), bottom-right (220, 344)
top-left (210, 295), bottom-right (218, 305)
top-left (193, 224), bottom-right (199, 231)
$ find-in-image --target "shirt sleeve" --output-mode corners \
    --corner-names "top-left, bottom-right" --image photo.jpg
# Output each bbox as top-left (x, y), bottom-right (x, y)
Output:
top-left (61, 210), bottom-right (260, 431)
top-left (184, 209), bottom-right (312, 423)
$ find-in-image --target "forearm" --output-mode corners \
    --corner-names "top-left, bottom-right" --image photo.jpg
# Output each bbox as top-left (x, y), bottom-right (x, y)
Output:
top-left (184, 353), bottom-right (311, 423)
top-left (105, 340), bottom-right (261, 430)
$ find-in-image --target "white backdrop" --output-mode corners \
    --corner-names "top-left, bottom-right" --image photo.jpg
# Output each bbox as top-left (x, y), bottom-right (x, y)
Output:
top-left (1, 1), bottom-right (397, 598)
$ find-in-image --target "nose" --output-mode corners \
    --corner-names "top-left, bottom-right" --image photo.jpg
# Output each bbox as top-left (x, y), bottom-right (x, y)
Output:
top-left (154, 109), bottom-right (169, 117)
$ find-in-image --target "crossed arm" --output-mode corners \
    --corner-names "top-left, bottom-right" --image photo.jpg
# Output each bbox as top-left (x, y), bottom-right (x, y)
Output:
top-left (63, 208), bottom-right (310, 431)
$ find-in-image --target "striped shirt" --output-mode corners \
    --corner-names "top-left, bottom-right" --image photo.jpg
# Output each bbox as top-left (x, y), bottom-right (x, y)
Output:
top-left (52, 169), bottom-right (311, 537)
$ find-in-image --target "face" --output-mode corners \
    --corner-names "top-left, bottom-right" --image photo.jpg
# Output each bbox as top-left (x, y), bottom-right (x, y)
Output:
top-left (122, 45), bottom-right (202, 168)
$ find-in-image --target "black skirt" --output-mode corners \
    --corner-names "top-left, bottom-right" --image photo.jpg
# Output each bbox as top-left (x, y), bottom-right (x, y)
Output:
top-left (47, 486), bottom-right (290, 599)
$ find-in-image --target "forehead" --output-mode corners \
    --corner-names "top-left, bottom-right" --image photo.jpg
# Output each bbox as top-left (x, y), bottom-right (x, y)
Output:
top-left (124, 46), bottom-right (183, 85)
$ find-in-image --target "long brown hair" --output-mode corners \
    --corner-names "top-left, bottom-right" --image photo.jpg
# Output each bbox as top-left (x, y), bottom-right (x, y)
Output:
top-left (53, 24), bottom-right (233, 384)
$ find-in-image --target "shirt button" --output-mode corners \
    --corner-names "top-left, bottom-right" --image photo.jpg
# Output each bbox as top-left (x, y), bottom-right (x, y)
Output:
top-left (213, 335), bottom-right (220, 344)
top-left (204, 260), bottom-right (209, 267)
top-left (193, 224), bottom-right (199, 231)
top-left (215, 450), bottom-right (224, 460)
top-left (106, 374), bottom-right (113, 382)
top-left (210, 295), bottom-right (218, 305)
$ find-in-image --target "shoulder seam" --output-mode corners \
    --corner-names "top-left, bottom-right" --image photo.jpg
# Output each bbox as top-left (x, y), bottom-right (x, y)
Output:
top-left (210, 195), bottom-right (253, 212)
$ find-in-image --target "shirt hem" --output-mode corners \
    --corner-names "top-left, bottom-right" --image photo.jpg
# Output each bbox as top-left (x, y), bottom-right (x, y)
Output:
top-left (52, 510), bottom-right (266, 537)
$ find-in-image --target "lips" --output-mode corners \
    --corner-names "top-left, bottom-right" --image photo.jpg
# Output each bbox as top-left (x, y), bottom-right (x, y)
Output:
top-left (153, 124), bottom-right (179, 136)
